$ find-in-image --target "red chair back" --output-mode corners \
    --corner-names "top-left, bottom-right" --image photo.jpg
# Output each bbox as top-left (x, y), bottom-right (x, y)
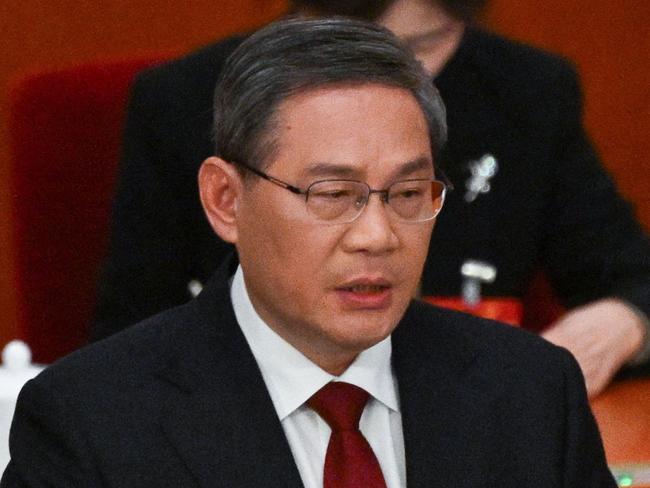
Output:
top-left (8, 55), bottom-right (171, 363)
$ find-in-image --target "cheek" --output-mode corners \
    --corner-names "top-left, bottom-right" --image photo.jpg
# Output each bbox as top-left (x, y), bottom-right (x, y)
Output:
top-left (415, 228), bottom-right (433, 258)
top-left (239, 209), bottom-right (338, 287)
top-left (405, 224), bottom-right (434, 272)
top-left (403, 217), bottom-right (433, 243)
top-left (275, 225), bottom-right (339, 283)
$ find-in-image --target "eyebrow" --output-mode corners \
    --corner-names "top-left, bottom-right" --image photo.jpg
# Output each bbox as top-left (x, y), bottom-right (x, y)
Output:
top-left (392, 157), bottom-right (434, 179)
top-left (303, 156), bottom-right (433, 181)
top-left (304, 162), bottom-right (358, 178)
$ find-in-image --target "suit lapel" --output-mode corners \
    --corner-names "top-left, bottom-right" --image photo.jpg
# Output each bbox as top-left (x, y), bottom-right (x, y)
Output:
top-left (393, 303), bottom-right (498, 488)
top-left (155, 258), bottom-right (304, 488)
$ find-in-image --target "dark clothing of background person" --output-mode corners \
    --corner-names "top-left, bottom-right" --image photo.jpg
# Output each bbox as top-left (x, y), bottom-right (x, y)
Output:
top-left (2, 258), bottom-right (617, 487)
top-left (93, 27), bottom-right (650, 376)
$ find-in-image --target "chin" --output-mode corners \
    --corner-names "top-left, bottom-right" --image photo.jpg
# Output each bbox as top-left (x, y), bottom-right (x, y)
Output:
top-left (335, 315), bottom-right (399, 347)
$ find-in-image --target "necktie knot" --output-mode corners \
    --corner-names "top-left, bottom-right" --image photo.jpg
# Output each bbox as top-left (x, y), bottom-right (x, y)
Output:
top-left (308, 382), bottom-right (369, 432)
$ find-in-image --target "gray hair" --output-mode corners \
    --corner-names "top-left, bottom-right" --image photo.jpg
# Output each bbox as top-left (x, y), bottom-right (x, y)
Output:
top-left (213, 17), bottom-right (447, 172)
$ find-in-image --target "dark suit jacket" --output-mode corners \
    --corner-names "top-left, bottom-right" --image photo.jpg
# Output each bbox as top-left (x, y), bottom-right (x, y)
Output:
top-left (93, 27), bottom-right (650, 362)
top-left (3, 258), bottom-right (616, 487)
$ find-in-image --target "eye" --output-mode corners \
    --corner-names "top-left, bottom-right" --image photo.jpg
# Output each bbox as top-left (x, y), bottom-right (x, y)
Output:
top-left (403, 189), bottom-right (422, 198)
top-left (312, 188), bottom-right (353, 200)
top-left (393, 187), bottom-right (424, 199)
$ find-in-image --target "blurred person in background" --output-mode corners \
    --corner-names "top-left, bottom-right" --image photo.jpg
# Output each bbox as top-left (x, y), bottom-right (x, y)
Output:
top-left (93, 0), bottom-right (650, 397)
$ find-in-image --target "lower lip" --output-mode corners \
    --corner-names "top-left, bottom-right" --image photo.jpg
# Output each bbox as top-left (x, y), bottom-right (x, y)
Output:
top-left (335, 287), bottom-right (392, 309)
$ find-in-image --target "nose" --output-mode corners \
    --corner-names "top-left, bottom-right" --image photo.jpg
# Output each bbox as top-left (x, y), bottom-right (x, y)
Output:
top-left (341, 193), bottom-right (399, 255)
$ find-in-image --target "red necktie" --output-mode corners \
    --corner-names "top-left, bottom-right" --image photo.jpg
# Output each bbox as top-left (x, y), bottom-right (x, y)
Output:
top-left (308, 382), bottom-right (388, 488)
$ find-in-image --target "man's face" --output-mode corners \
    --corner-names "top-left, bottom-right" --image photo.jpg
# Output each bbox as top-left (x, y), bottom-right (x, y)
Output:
top-left (234, 84), bottom-right (435, 373)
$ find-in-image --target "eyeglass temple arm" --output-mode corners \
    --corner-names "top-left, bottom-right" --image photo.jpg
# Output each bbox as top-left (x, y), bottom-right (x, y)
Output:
top-left (435, 166), bottom-right (454, 191)
top-left (230, 160), bottom-right (305, 195)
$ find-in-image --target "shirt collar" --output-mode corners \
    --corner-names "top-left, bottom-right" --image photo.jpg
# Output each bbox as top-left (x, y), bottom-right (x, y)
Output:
top-left (230, 265), bottom-right (400, 421)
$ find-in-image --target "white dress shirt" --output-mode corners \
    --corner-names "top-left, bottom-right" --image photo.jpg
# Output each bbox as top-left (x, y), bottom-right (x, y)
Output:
top-left (230, 266), bottom-right (406, 488)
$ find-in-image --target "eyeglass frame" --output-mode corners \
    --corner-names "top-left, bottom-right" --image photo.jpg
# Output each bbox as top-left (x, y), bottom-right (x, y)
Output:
top-left (228, 159), bottom-right (453, 224)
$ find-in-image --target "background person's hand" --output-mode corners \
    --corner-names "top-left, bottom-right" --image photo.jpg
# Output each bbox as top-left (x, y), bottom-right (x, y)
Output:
top-left (541, 299), bottom-right (647, 398)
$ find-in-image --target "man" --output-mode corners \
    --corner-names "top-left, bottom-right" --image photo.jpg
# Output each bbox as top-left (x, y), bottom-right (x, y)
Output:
top-left (93, 0), bottom-right (650, 398)
top-left (3, 18), bottom-right (615, 487)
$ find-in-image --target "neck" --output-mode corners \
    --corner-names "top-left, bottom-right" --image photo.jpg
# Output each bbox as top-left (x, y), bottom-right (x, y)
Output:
top-left (300, 345), bottom-right (359, 376)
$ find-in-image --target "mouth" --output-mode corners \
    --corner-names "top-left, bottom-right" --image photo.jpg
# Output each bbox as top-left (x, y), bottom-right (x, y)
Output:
top-left (339, 284), bottom-right (390, 294)
top-left (335, 279), bottom-right (393, 309)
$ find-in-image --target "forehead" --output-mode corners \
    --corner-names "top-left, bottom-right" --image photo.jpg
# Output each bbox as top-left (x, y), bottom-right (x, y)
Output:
top-left (269, 83), bottom-right (433, 181)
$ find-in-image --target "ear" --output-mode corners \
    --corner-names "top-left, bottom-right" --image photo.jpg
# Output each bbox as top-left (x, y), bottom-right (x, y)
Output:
top-left (198, 157), bottom-right (242, 244)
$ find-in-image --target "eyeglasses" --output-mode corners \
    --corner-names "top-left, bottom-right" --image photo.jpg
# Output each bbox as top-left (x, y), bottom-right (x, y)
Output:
top-left (231, 160), bottom-right (449, 224)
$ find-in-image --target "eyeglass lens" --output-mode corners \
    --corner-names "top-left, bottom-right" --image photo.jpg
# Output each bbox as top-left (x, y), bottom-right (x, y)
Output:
top-left (305, 180), bottom-right (446, 223)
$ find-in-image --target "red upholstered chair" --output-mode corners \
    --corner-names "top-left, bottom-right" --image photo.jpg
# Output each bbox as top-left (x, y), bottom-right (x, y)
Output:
top-left (8, 55), bottom-right (171, 364)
